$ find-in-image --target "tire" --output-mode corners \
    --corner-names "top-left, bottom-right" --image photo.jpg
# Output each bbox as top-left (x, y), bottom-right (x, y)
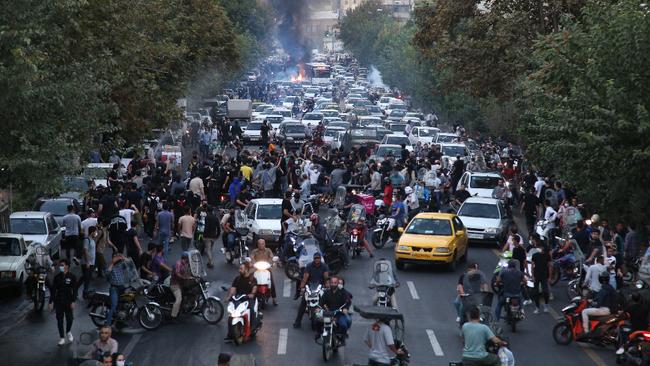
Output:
top-left (550, 267), bottom-right (561, 286)
top-left (89, 303), bottom-right (109, 327)
top-left (447, 251), bottom-right (458, 272)
top-left (322, 335), bottom-right (333, 361)
top-left (285, 262), bottom-right (301, 281)
top-left (395, 259), bottom-right (405, 270)
top-left (372, 230), bottom-right (387, 249)
top-left (202, 298), bottom-right (224, 324)
top-left (552, 322), bottom-right (573, 345)
top-left (33, 288), bottom-right (45, 312)
top-left (138, 304), bottom-right (163, 330)
top-left (461, 246), bottom-right (468, 263)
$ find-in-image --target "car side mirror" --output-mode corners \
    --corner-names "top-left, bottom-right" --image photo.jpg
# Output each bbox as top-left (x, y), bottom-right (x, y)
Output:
top-left (456, 231), bottom-right (465, 237)
top-left (397, 227), bottom-right (404, 233)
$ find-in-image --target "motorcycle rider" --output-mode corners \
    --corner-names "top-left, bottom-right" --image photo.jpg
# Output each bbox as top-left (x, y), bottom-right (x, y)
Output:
top-left (462, 306), bottom-right (507, 365)
top-left (580, 271), bottom-right (618, 336)
top-left (293, 253), bottom-right (330, 327)
top-left (227, 263), bottom-right (258, 337)
top-left (170, 252), bottom-right (194, 321)
top-left (250, 239), bottom-right (277, 306)
top-left (456, 263), bottom-right (490, 323)
top-left (221, 208), bottom-right (237, 252)
top-left (542, 199), bottom-right (558, 240)
top-left (583, 255), bottom-right (608, 294)
top-left (364, 317), bottom-right (404, 366)
top-left (494, 260), bottom-right (524, 322)
top-left (320, 276), bottom-right (352, 344)
top-left (309, 214), bottom-right (328, 250)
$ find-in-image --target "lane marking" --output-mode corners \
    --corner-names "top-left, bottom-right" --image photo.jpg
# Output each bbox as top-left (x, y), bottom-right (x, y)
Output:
top-left (406, 281), bottom-right (420, 300)
top-left (426, 329), bottom-right (444, 356)
top-left (123, 333), bottom-right (143, 358)
top-left (493, 245), bottom-right (608, 366)
top-left (277, 328), bottom-right (288, 355)
top-left (283, 279), bottom-right (292, 297)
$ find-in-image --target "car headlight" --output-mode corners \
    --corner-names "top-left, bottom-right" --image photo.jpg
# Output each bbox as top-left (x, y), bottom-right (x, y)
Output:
top-left (397, 245), bottom-right (410, 251)
top-left (485, 228), bottom-right (498, 234)
top-left (258, 229), bottom-right (273, 235)
top-left (435, 247), bottom-right (451, 253)
top-left (287, 137), bottom-right (294, 141)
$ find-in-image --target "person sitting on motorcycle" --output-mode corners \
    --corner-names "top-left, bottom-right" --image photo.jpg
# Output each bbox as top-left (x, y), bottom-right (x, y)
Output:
top-left (227, 264), bottom-right (258, 336)
top-left (309, 214), bottom-right (328, 249)
top-left (222, 208), bottom-right (237, 252)
top-left (250, 239), bottom-right (277, 306)
top-left (320, 276), bottom-right (352, 344)
top-left (494, 260), bottom-right (524, 322)
top-left (390, 193), bottom-right (407, 230)
top-left (456, 263), bottom-right (490, 323)
top-left (583, 255), bottom-right (608, 294)
top-left (462, 306), bottom-right (507, 366)
top-left (501, 226), bottom-right (524, 253)
top-left (170, 252), bottom-right (194, 321)
top-left (348, 216), bottom-right (374, 258)
top-left (580, 271), bottom-right (618, 337)
top-left (293, 253), bottom-right (330, 327)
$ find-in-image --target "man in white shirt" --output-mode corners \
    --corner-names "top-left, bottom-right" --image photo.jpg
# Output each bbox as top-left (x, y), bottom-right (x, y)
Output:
top-left (118, 205), bottom-right (137, 231)
top-left (543, 199), bottom-right (558, 238)
top-left (81, 209), bottom-right (98, 238)
top-left (584, 256), bottom-right (608, 293)
top-left (189, 176), bottom-right (206, 201)
top-left (404, 186), bottom-right (419, 222)
top-left (534, 177), bottom-right (546, 199)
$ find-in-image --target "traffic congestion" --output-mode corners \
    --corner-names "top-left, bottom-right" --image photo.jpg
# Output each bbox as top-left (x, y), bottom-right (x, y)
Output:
top-left (1, 48), bottom-right (649, 366)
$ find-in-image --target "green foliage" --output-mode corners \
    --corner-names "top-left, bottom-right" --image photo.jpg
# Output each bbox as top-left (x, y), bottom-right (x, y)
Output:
top-left (339, 0), bottom-right (393, 66)
top-left (518, 0), bottom-right (650, 223)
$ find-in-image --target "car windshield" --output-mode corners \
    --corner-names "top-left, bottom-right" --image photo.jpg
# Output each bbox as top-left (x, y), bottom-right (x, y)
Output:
top-left (470, 176), bottom-right (501, 189)
top-left (389, 110), bottom-right (406, 117)
top-left (255, 105), bottom-right (271, 112)
top-left (0, 237), bottom-right (22, 256)
top-left (37, 200), bottom-right (69, 216)
top-left (442, 145), bottom-right (466, 157)
top-left (322, 111), bottom-right (338, 117)
top-left (385, 136), bottom-right (409, 145)
top-left (286, 125), bottom-right (306, 134)
top-left (325, 129), bottom-right (343, 137)
top-left (63, 177), bottom-right (88, 192)
top-left (247, 123), bottom-right (262, 131)
top-left (405, 218), bottom-right (452, 236)
top-left (389, 104), bottom-right (407, 110)
top-left (350, 129), bottom-right (377, 138)
top-left (256, 204), bottom-right (282, 220)
top-left (368, 106), bottom-right (381, 113)
top-left (83, 167), bottom-right (112, 179)
top-left (376, 146), bottom-right (401, 157)
top-left (10, 218), bottom-right (47, 235)
top-left (304, 114), bottom-right (322, 120)
top-left (437, 134), bottom-right (457, 143)
top-left (267, 116), bottom-right (283, 123)
top-left (418, 129), bottom-right (437, 137)
top-left (329, 122), bottom-right (349, 129)
top-left (390, 125), bottom-right (406, 132)
top-left (459, 203), bottom-right (500, 219)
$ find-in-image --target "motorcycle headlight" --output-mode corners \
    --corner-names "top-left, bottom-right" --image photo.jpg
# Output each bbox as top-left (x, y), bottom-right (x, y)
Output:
top-left (635, 280), bottom-right (645, 289)
top-left (485, 228), bottom-right (498, 234)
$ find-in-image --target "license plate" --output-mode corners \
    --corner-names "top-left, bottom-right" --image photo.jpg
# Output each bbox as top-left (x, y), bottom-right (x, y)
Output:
top-left (413, 252), bottom-right (429, 258)
top-left (468, 233), bottom-right (483, 239)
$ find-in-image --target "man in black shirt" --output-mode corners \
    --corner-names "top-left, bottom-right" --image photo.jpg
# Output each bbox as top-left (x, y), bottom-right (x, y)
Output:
top-left (49, 259), bottom-right (78, 345)
top-left (236, 185), bottom-right (252, 210)
top-left (320, 276), bottom-right (352, 343)
top-left (454, 184), bottom-right (471, 204)
top-left (227, 264), bottom-right (258, 336)
top-left (521, 187), bottom-right (539, 234)
top-left (293, 253), bottom-right (330, 327)
top-left (279, 191), bottom-right (294, 257)
top-left (531, 244), bottom-right (552, 313)
top-left (261, 120), bottom-right (270, 146)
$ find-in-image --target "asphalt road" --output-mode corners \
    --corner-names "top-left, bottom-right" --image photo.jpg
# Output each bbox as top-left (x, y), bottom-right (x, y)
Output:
top-left (0, 140), bottom-right (617, 366)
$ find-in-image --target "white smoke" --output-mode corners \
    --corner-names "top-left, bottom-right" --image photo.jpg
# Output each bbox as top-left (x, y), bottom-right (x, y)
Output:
top-left (368, 65), bottom-right (387, 88)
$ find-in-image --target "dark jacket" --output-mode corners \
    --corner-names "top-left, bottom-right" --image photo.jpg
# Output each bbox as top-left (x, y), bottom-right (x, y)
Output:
top-left (50, 272), bottom-right (78, 305)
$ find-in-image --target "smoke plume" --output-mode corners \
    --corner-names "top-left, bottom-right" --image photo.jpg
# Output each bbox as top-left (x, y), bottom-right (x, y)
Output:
top-left (269, 0), bottom-right (310, 62)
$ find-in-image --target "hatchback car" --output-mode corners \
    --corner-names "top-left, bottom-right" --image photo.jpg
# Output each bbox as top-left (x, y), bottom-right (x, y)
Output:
top-left (236, 199), bottom-right (283, 248)
top-left (394, 213), bottom-right (468, 271)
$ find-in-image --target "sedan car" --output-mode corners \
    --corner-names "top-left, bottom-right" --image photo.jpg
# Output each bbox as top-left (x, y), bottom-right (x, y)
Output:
top-left (0, 234), bottom-right (31, 291)
top-left (236, 199), bottom-right (283, 248)
top-left (9, 211), bottom-right (62, 257)
top-left (33, 197), bottom-right (82, 225)
top-left (408, 126), bottom-right (440, 146)
top-left (457, 172), bottom-right (503, 198)
top-left (369, 144), bottom-right (402, 163)
top-left (301, 112), bottom-right (324, 126)
top-left (380, 134), bottom-right (413, 152)
top-left (457, 197), bottom-right (511, 246)
top-left (277, 122), bottom-right (308, 147)
top-left (394, 213), bottom-right (468, 271)
top-left (242, 121), bottom-right (264, 144)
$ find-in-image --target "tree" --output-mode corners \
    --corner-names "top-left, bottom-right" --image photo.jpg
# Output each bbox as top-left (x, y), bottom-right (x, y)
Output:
top-left (339, 0), bottom-right (393, 66)
top-left (519, 0), bottom-right (650, 223)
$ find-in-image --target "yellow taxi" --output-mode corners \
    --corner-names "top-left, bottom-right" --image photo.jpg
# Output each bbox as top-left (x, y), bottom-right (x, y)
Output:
top-left (394, 212), bottom-right (468, 271)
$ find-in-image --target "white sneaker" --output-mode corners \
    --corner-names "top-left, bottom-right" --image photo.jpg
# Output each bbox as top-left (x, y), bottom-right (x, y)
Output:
top-left (533, 308), bottom-right (540, 314)
top-left (58, 338), bottom-right (66, 346)
top-left (67, 332), bottom-right (74, 343)
top-left (455, 317), bottom-right (461, 323)
top-left (543, 304), bottom-right (549, 313)
top-left (616, 347), bottom-right (624, 355)
top-left (523, 299), bottom-right (532, 306)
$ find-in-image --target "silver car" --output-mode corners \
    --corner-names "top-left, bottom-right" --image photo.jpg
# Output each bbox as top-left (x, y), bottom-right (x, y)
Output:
top-left (9, 211), bottom-right (63, 257)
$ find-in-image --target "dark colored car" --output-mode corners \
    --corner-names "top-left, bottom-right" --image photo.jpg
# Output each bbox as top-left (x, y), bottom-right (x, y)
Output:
top-left (33, 198), bottom-right (82, 226)
top-left (277, 122), bottom-right (309, 147)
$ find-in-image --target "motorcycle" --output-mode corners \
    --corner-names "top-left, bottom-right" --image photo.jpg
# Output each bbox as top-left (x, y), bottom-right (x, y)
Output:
top-left (369, 259), bottom-right (398, 308)
top-left (252, 257), bottom-right (278, 310)
top-left (372, 215), bottom-right (397, 249)
top-left (552, 296), bottom-right (627, 346)
top-left (304, 283), bottom-right (324, 330)
top-left (503, 296), bottom-right (524, 332)
top-left (449, 341), bottom-right (514, 366)
top-left (318, 305), bottom-right (348, 362)
top-left (346, 204), bottom-right (367, 259)
top-left (550, 237), bottom-right (585, 286)
top-left (25, 243), bottom-right (52, 312)
top-left (139, 249), bottom-right (224, 329)
top-left (27, 266), bottom-right (48, 312)
top-left (617, 330), bottom-right (650, 365)
top-left (225, 228), bottom-right (250, 265)
top-left (227, 294), bottom-right (262, 345)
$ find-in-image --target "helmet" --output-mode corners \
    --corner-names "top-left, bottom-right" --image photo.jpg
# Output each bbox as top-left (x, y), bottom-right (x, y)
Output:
top-left (310, 214), bottom-right (318, 222)
top-left (404, 186), bottom-right (413, 194)
top-left (598, 271), bottom-right (610, 284)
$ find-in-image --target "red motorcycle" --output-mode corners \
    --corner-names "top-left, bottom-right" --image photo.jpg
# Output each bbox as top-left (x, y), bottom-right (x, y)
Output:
top-left (617, 330), bottom-right (650, 365)
top-left (552, 296), bottom-right (627, 347)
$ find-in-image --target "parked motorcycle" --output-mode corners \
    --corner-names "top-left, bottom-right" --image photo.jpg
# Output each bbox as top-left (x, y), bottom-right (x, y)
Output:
top-left (227, 294), bottom-right (262, 345)
top-left (252, 257), bottom-right (278, 310)
top-left (552, 296), bottom-right (627, 346)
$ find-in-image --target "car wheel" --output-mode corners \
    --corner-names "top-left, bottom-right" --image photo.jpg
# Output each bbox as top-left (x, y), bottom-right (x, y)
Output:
top-left (461, 247), bottom-right (468, 263)
top-left (447, 251), bottom-right (458, 272)
top-left (395, 259), bottom-right (405, 270)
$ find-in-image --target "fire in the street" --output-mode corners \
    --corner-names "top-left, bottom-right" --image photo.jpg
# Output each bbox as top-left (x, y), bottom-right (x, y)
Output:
top-left (290, 73), bottom-right (303, 82)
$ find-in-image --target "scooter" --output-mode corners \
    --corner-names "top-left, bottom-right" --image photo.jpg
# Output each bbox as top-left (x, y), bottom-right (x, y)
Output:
top-left (227, 294), bottom-right (262, 345)
top-left (449, 341), bottom-right (514, 366)
top-left (552, 296), bottom-right (627, 346)
top-left (347, 223), bottom-right (364, 259)
top-left (617, 329), bottom-right (650, 365)
top-left (253, 257), bottom-right (278, 310)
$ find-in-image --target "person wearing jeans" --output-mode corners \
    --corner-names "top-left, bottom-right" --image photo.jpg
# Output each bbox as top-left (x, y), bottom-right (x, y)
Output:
top-left (155, 203), bottom-right (174, 255)
top-left (106, 254), bottom-right (128, 326)
top-left (171, 252), bottom-right (193, 320)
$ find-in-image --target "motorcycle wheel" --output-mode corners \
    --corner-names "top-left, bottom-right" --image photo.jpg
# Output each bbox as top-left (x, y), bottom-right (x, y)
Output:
top-left (233, 323), bottom-right (245, 345)
top-left (202, 298), bottom-right (224, 324)
top-left (372, 231), bottom-right (387, 249)
top-left (89, 303), bottom-right (109, 327)
top-left (550, 267), bottom-right (561, 286)
top-left (566, 280), bottom-right (580, 300)
top-left (322, 335), bottom-right (333, 361)
top-left (552, 322), bottom-right (573, 345)
top-left (33, 288), bottom-right (45, 312)
top-left (285, 262), bottom-right (301, 281)
top-left (138, 304), bottom-right (163, 330)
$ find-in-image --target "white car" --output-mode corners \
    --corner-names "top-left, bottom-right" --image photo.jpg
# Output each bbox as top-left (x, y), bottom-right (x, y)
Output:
top-left (440, 143), bottom-right (469, 168)
top-left (320, 109), bottom-right (340, 119)
top-left (301, 112), bottom-right (323, 126)
top-left (0, 234), bottom-right (32, 291)
top-left (380, 134), bottom-right (413, 152)
top-left (369, 144), bottom-right (402, 163)
top-left (378, 97), bottom-right (402, 111)
top-left (457, 197), bottom-right (511, 245)
top-left (324, 126), bottom-right (346, 145)
top-left (242, 121), bottom-right (264, 144)
top-left (408, 126), bottom-right (440, 145)
top-left (252, 104), bottom-right (274, 119)
top-left (273, 108), bottom-right (293, 119)
top-left (281, 96), bottom-right (300, 109)
top-left (457, 172), bottom-right (503, 198)
top-left (435, 132), bottom-right (459, 144)
top-left (236, 199), bottom-right (283, 248)
top-left (359, 116), bottom-right (383, 128)
top-left (9, 212), bottom-right (62, 257)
